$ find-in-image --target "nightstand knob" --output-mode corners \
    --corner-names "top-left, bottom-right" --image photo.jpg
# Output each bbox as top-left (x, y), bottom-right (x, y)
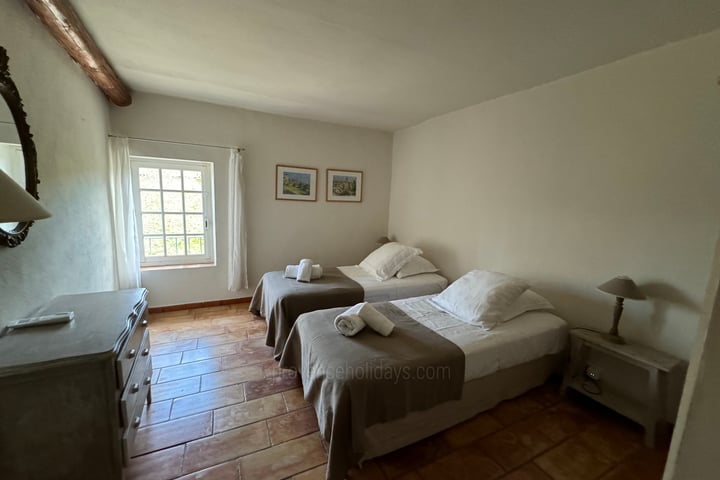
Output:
top-left (128, 349), bottom-right (136, 359)
top-left (141, 319), bottom-right (148, 327)
top-left (132, 416), bottom-right (141, 428)
top-left (144, 376), bottom-right (151, 385)
top-left (130, 383), bottom-right (139, 393)
top-left (142, 348), bottom-right (150, 356)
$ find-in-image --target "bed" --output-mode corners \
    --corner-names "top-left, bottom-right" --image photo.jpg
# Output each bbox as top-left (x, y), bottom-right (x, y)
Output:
top-left (279, 294), bottom-right (568, 480)
top-left (249, 265), bottom-right (447, 358)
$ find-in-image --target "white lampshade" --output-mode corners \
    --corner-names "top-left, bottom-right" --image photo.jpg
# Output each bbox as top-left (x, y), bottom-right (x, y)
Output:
top-left (597, 275), bottom-right (645, 300)
top-left (0, 168), bottom-right (51, 222)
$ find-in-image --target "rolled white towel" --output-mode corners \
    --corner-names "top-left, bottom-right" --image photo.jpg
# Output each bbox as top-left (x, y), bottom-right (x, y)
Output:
top-left (358, 302), bottom-right (395, 336)
top-left (284, 264), bottom-right (323, 279)
top-left (297, 258), bottom-right (314, 282)
top-left (334, 303), bottom-right (366, 336)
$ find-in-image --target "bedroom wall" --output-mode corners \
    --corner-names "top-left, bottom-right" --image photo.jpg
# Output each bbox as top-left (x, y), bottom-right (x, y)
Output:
top-left (110, 93), bottom-right (392, 307)
top-left (0, 2), bottom-right (115, 323)
top-left (388, 30), bottom-right (720, 359)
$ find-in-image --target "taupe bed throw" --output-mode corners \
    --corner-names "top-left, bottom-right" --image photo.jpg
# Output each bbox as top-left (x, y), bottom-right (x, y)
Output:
top-left (249, 268), bottom-right (364, 359)
top-left (279, 303), bottom-right (465, 480)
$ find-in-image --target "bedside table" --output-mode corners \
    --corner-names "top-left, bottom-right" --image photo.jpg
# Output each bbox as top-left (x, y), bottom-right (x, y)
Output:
top-left (561, 328), bottom-right (685, 447)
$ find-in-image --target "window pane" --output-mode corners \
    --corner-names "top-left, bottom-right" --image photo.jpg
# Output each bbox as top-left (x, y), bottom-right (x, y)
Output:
top-left (140, 191), bottom-right (161, 212)
top-left (142, 214), bottom-right (163, 235)
top-left (145, 237), bottom-right (165, 256)
top-left (184, 192), bottom-right (203, 213)
top-left (184, 170), bottom-right (203, 191)
top-left (165, 236), bottom-right (186, 256)
top-left (138, 168), bottom-right (160, 189)
top-left (163, 191), bottom-right (184, 213)
top-left (187, 236), bottom-right (205, 255)
top-left (185, 214), bottom-right (204, 234)
top-left (164, 214), bottom-right (184, 234)
top-left (162, 169), bottom-right (182, 190)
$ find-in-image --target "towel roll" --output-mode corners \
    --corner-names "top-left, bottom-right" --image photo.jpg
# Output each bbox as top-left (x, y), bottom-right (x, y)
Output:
top-left (284, 264), bottom-right (323, 279)
top-left (358, 303), bottom-right (395, 336)
top-left (297, 258), bottom-right (314, 282)
top-left (334, 303), bottom-right (366, 336)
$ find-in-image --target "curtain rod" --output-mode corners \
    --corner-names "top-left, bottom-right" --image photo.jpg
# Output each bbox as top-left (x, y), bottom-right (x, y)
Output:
top-left (108, 134), bottom-right (245, 152)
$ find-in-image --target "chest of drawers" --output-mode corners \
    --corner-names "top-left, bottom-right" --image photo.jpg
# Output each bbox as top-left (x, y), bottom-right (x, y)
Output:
top-left (0, 288), bottom-right (152, 479)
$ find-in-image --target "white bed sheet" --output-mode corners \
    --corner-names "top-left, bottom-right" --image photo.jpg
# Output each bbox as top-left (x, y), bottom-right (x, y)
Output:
top-left (338, 265), bottom-right (448, 303)
top-left (392, 295), bottom-right (568, 382)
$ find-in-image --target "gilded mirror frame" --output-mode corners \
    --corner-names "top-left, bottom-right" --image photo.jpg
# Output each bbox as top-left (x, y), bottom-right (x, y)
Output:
top-left (0, 46), bottom-right (39, 247)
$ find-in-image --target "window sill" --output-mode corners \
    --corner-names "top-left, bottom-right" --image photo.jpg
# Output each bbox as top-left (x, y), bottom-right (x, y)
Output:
top-left (141, 262), bottom-right (216, 272)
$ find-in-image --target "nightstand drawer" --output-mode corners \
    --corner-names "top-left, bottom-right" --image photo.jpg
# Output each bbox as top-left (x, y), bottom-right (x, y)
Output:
top-left (119, 339), bottom-right (152, 428)
top-left (117, 311), bottom-right (149, 388)
top-left (121, 384), bottom-right (149, 465)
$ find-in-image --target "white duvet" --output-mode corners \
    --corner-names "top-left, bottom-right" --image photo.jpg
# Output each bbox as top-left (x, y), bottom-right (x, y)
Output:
top-left (392, 295), bottom-right (568, 382)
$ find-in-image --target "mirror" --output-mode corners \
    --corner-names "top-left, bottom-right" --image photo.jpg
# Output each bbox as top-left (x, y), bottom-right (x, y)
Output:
top-left (0, 46), bottom-right (39, 247)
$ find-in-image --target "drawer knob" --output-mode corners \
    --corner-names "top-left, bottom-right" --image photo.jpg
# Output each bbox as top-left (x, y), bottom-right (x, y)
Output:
top-left (128, 349), bottom-right (137, 359)
top-left (144, 376), bottom-right (152, 385)
top-left (141, 319), bottom-right (148, 327)
top-left (142, 348), bottom-right (150, 357)
top-left (131, 383), bottom-right (140, 393)
top-left (132, 416), bottom-right (141, 428)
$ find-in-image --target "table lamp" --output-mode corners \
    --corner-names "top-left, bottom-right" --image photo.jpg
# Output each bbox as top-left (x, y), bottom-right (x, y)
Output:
top-left (0, 169), bottom-right (51, 223)
top-left (597, 275), bottom-right (645, 344)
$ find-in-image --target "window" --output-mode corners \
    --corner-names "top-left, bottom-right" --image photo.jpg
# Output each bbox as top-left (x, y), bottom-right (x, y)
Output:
top-left (130, 156), bottom-right (215, 268)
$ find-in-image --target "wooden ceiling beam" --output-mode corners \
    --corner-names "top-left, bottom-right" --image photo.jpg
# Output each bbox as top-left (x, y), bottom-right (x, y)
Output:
top-left (24, 0), bottom-right (132, 106)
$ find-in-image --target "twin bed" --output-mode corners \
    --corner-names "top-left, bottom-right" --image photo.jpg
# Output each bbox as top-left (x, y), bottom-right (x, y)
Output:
top-left (249, 248), bottom-right (568, 480)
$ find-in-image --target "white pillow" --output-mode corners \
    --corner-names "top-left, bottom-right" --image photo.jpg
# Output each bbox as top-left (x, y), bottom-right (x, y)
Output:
top-left (396, 256), bottom-right (439, 278)
top-left (359, 242), bottom-right (422, 281)
top-left (430, 270), bottom-right (529, 328)
top-left (502, 290), bottom-right (555, 322)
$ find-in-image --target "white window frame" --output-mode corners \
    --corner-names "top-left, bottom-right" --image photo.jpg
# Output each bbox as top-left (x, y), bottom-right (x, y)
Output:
top-left (130, 155), bottom-right (216, 268)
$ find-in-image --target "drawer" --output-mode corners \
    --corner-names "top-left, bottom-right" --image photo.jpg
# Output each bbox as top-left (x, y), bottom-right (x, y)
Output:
top-left (117, 311), bottom-right (149, 388)
top-left (120, 331), bottom-right (152, 427)
top-left (121, 372), bottom-right (151, 466)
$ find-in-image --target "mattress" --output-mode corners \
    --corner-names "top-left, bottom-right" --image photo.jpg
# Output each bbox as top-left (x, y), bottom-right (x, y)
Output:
top-left (338, 265), bottom-right (448, 302)
top-left (392, 295), bottom-right (568, 381)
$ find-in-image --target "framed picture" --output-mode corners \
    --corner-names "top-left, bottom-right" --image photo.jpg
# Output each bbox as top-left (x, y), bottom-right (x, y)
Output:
top-left (326, 169), bottom-right (363, 202)
top-left (275, 164), bottom-right (318, 201)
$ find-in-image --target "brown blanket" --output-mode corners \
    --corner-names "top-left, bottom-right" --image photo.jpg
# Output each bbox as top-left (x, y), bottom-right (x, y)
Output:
top-left (279, 303), bottom-right (465, 480)
top-left (249, 268), bottom-right (364, 359)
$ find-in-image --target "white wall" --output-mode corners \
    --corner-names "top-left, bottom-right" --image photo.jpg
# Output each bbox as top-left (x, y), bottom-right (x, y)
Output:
top-left (110, 93), bottom-right (393, 307)
top-left (0, 2), bottom-right (115, 323)
top-left (389, 30), bottom-right (720, 359)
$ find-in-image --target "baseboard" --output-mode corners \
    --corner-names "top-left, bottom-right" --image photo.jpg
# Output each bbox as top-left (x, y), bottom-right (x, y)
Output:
top-left (149, 296), bottom-right (252, 313)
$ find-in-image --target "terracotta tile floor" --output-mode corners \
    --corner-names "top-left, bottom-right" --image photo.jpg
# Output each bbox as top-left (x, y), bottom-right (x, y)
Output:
top-left (128, 303), bottom-right (669, 480)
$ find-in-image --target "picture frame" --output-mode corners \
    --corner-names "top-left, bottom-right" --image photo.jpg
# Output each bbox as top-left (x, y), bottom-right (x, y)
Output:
top-left (275, 164), bottom-right (318, 201)
top-left (326, 169), bottom-right (363, 202)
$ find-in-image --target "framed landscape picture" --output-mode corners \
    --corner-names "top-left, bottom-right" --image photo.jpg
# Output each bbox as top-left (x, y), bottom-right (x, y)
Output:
top-left (275, 164), bottom-right (318, 201)
top-left (326, 169), bottom-right (363, 202)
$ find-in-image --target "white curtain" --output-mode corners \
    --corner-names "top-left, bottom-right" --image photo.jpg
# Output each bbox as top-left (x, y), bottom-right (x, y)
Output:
top-left (228, 149), bottom-right (248, 291)
top-left (108, 136), bottom-right (141, 289)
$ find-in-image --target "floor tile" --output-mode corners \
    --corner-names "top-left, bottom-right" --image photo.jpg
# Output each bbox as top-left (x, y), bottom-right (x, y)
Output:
top-left (214, 393), bottom-right (287, 433)
top-left (152, 352), bottom-right (183, 369)
top-left (347, 460), bottom-right (386, 479)
top-left (158, 358), bottom-right (222, 383)
top-left (221, 338), bottom-right (274, 368)
top-left (378, 433), bottom-right (451, 478)
top-left (182, 422), bottom-right (270, 474)
top-left (519, 407), bottom-right (586, 443)
top-left (443, 412), bottom-right (504, 448)
top-left (140, 399), bottom-right (173, 427)
top-left (393, 472), bottom-right (423, 480)
top-left (417, 448), bottom-right (505, 480)
top-left (293, 464), bottom-right (327, 480)
top-left (534, 439), bottom-right (614, 480)
top-left (170, 384), bottom-right (245, 419)
top-left (175, 459), bottom-right (240, 480)
top-left (500, 463), bottom-right (553, 480)
top-left (598, 448), bottom-right (667, 480)
top-left (490, 396), bottom-right (545, 426)
top-left (174, 326), bottom-right (228, 341)
top-left (577, 421), bottom-right (643, 462)
top-left (133, 411), bottom-right (213, 456)
top-left (525, 382), bottom-right (564, 408)
top-left (181, 342), bottom-right (240, 364)
top-left (240, 433), bottom-right (327, 480)
top-left (200, 364), bottom-right (265, 391)
top-left (197, 332), bottom-right (247, 348)
top-left (283, 387), bottom-right (310, 411)
top-left (152, 376), bottom-right (202, 402)
top-left (151, 339), bottom-right (198, 356)
top-left (126, 445), bottom-right (185, 480)
top-left (268, 407), bottom-right (319, 445)
top-left (478, 417), bottom-right (555, 470)
top-left (245, 370), bottom-right (302, 400)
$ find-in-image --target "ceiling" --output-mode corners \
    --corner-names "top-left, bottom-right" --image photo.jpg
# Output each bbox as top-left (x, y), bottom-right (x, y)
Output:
top-left (71, 0), bottom-right (720, 131)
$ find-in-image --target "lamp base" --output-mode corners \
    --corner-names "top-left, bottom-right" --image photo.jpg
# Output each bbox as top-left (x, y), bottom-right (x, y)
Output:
top-left (603, 333), bottom-right (626, 344)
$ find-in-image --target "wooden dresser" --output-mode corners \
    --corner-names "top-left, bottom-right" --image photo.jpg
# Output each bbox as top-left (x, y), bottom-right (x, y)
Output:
top-left (0, 288), bottom-right (152, 479)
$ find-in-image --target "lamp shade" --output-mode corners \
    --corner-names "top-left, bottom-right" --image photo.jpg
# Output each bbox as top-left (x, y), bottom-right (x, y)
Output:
top-left (0, 168), bottom-right (51, 222)
top-left (597, 275), bottom-right (645, 300)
